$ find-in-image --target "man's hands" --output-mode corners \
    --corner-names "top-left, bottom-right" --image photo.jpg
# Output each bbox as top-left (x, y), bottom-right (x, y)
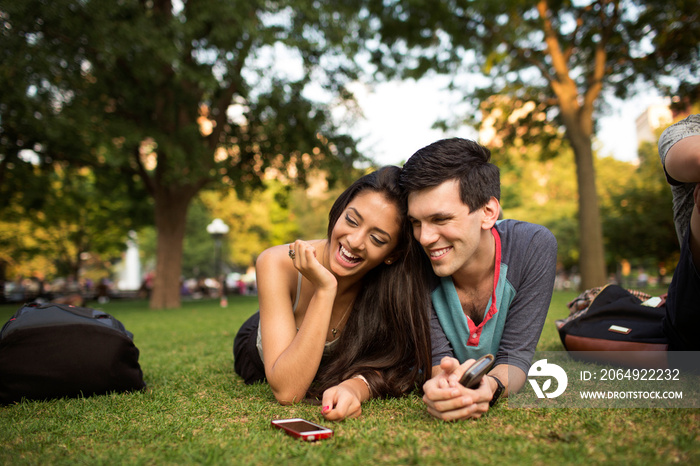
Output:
top-left (423, 357), bottom-right (495, 421)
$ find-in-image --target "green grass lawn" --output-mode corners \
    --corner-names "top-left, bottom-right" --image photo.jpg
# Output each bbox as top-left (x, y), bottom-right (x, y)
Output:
top-left (0, 291), bottom-right (697, 465)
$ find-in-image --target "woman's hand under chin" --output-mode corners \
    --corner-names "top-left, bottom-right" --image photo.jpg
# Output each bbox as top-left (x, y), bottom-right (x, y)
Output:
top-left (289, 239), bottom-right (337, 291)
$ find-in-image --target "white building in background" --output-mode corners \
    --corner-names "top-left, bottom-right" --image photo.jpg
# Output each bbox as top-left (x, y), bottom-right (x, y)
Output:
top-left (635, 102), bottom-right (673, 144)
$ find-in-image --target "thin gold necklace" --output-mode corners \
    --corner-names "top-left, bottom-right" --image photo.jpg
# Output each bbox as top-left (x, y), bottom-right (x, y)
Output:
top-left (331, 300), bottom-right (353, 338)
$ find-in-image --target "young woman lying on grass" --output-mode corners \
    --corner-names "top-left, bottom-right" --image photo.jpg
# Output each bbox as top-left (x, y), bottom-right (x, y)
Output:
top-left (234, 166), bottom-right (433, 421)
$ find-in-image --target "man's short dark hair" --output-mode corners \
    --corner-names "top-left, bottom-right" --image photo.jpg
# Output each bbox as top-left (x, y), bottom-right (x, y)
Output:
top-left (399, 138), bottom-right (500, 212)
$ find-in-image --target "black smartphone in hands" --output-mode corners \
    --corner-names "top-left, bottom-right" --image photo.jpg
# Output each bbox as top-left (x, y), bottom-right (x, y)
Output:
top-left (271, 418), bottom-right (334, 441)
top-left (458, 354), bottom-right (495, 388)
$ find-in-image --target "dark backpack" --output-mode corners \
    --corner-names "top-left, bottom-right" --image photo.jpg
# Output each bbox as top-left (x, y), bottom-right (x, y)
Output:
top-left (556, 284), bottom-right (669, 367)
top-left (0, 302), bottom-right (146, 405)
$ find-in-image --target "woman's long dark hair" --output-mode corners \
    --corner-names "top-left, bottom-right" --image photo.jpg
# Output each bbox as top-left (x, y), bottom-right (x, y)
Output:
top-left (308, 166), bottom-right (434, 399)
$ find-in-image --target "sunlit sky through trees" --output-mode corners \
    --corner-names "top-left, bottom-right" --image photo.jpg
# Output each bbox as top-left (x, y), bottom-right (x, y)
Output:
top-left (349, 76), bottom-right (668, 168)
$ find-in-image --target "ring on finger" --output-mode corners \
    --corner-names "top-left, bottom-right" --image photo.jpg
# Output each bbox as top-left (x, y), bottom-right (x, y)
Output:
top-left (288, 249), bottom-right (296, 260)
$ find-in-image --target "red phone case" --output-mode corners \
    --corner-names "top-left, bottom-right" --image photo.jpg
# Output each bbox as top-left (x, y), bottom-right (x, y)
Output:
top-left (271, 418), bottom-right (334, 441)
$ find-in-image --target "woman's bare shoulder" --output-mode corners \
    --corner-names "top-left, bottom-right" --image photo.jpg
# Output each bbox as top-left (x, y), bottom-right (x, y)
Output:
top-left (257, 240), bottom-right (325, 267)
top-left (256, 245), bottom-right (298, 312)
top-left (256, 242), bottom-right (318, 313)
top-left (256, 244), bottom-right (294, 275)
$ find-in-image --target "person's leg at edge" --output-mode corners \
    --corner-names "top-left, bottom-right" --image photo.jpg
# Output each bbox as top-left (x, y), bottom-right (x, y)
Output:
top-left (690, 183), bottom-right (700, 269)
top-left (664, 183), bottom-right (700, 352)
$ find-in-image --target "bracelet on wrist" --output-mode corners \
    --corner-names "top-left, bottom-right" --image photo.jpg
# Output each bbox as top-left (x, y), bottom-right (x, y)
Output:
top-left (489, 375), bottom-right (505, 407)
top-left (352, 374), bottom-right (372, 397)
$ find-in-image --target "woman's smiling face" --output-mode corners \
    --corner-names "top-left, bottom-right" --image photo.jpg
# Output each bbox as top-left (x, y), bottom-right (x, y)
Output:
top-left (328, 190), bottom-right (401, 278)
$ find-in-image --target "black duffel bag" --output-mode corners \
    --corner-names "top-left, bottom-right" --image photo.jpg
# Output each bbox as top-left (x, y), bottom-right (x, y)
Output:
top-left (556, 284), bottom-right (669, 368)
top-left (0, 302), bottom-right (146, 405)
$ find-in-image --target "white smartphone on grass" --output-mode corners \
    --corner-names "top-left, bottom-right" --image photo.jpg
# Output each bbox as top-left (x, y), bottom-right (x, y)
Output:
top-left (271, 418), bottom-right (334, 441)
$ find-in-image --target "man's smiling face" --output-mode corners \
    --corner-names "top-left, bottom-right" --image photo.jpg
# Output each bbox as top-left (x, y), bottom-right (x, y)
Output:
top-left (407, 179), bottom-right (488, 278)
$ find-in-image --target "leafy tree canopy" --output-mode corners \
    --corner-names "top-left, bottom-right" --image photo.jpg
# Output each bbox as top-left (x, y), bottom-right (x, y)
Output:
top-left (352, 0), bottom-right (698, 289)
top-left (360, 0), bottom-right (698, 123)
top-left (601, 140), bottom-right (677, 268)
top-left (1, 0), bottom-right (369, 307)
top-left (0, 163), bottom-right (150, 283)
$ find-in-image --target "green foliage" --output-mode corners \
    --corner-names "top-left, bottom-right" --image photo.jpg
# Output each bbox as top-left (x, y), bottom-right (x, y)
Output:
top-left (361, 0), bottom-right (699, 114)
top-left (629, 0), bottom-right (700, 101)
top-left (0, 163), bottom-right (151, 280)
top-left (1, 0), bottom-right (368, 190)
top-left (497, 140), bottom-right (579, 268)
top-left (601, 141), bottom-right (677, 268)
top-left (135, 175), bottom-right (348, 278)
top-left (356, 0), bottom-right (699, 289)
top-left (1, 0), bottom-right (370, 306)
top-left (290, 182), bottom-right (345, 241)
top-left (0, 294), bottom-right (697, 464)
top-left (202, 180), bottom-right (302, 270)
top-left (497, 136), bottom-right (676, 272)
top-left (199, 173), bottom-right (354, 271)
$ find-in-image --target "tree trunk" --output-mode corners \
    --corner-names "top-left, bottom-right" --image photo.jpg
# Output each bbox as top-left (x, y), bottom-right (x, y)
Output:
top-left (149, 188), bottom-right (195, 309)
top-left (0, 260), bottom-right (6, 303)
top-left (568, 129), bottom-right (608, 290)
top-left (536, 0), bottom-right (608, 290)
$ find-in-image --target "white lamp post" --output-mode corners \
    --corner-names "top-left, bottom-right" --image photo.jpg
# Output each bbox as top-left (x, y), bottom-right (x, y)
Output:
top-left (206, 218), bottom-right (229, 304)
